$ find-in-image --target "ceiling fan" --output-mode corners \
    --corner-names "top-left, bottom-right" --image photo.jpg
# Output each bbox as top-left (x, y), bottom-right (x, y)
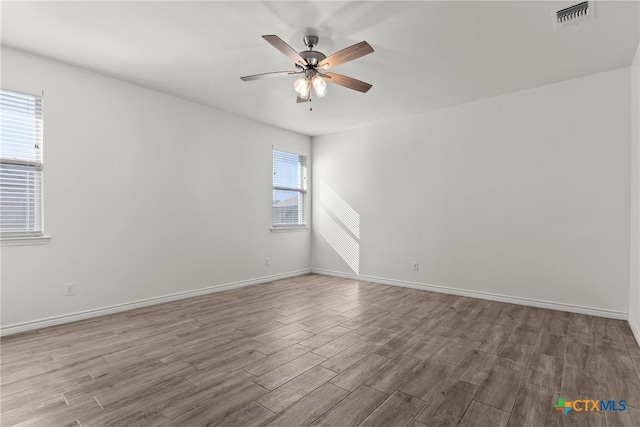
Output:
top-left (240, 35), bottom-right (374, 103)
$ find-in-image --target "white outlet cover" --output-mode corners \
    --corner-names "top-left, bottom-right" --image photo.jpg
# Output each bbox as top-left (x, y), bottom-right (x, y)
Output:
top-left (64, 283), bottom-right (75, 296)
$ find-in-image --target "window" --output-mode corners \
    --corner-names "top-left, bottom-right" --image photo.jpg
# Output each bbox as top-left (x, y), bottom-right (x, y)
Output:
top-left (0, 89), bottom-right (44, 237)
top-left (272, 149), bottom-right (307, 228)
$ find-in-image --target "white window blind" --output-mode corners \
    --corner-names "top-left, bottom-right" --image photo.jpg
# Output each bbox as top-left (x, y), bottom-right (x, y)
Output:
top-left (273, 149), bottom-right (307, 227)
top-left (0, 89), bottom-right (44, 237)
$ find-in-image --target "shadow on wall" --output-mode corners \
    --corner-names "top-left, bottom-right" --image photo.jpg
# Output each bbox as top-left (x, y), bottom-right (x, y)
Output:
top-left (319, 181), bottom-right (360, 274)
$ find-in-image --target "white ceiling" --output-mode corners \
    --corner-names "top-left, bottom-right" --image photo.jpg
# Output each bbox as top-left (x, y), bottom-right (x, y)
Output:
top-left (2, 1), bottom-right (639, 137)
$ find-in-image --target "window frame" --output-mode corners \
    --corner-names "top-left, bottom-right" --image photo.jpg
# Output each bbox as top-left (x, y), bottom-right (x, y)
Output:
top-left (0, 87), bottom-right (49, 245)
top-left (271, 147), bottom-right (309, 230)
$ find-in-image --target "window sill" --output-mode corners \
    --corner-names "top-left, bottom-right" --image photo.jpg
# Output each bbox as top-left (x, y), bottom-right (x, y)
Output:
top-left (1, 235), bottom-right (51, 246)
top-left (271, 226), bottom-right (309, 233)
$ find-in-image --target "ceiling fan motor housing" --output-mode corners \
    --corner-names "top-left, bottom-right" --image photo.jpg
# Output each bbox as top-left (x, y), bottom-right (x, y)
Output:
top-left (300, 50), bottom-right (326, 67)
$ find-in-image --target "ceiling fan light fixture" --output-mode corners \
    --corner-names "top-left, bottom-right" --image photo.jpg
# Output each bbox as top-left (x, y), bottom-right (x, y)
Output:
top-left (293, 76), bottom-right (311, 98)
top-left (241, 35), bottom-right (374, 103)
top-left (312, 75), bottom-right (327, 98)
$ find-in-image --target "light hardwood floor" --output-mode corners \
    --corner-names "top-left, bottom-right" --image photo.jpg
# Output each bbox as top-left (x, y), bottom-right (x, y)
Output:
top-left (1, 274), bottom-right (640, 426)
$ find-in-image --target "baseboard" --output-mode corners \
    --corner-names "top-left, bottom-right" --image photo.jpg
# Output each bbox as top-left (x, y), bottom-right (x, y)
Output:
top-left (0, 269), bottom-right (311, 336)
top-left (629, 316), bottom-right (640, 348)
top-left (312, 268), bottom-right (628, 320)
top-left (3, 268), bottom-right (631, 337)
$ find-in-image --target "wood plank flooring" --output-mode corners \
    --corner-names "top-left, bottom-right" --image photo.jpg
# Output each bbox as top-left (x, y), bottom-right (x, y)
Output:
top-left (2, 274), bottom-right (640, 426)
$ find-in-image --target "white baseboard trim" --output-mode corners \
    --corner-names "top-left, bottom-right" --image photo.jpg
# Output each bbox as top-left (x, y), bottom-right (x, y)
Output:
top-left (1, 269), bottom-right (311, 336)
top-left (629, 317), bottom-right (640, 348)
top-left (312, 268), bottom-right (628, 320)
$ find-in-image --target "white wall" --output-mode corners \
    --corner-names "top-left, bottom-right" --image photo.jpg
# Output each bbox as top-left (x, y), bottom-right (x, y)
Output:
top-left (1, 45), bottom-right (634, 334)
top-left (312, 68), bottom-right (631, 317)
top-left (630, 41), bottom-right (640, 341)
top-left (0, 47), bottom-right (311, 331)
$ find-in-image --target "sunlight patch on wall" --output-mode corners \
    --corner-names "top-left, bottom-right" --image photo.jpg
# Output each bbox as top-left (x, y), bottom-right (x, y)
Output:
top-left (319, 181), bottom-right (360, 274)
top-left (319, 210), bottom-right (360, 274)
top-left (320, 181), bottom-right (360, 239)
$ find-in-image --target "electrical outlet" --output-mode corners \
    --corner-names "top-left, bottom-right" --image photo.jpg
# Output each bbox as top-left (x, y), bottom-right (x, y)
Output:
top-left (64, 283), bottom-right (76, 296)
top-left (265, 257), bottom-right (270, 267)
top-left (412, 262), bottom-right (419, 271)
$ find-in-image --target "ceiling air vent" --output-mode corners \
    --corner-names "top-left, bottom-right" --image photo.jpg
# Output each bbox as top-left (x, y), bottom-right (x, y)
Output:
top-left (552, 1), bottom-right (594, 30)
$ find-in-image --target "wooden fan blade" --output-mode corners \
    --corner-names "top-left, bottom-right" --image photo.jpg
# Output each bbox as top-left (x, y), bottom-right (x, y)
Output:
top-left (317, 41), bottom-right (373, 70)
top-left (262, 35), bottom-right (308, 67)
top-left (240, 71), bottom-right (298, 81)
top-left (323, 72), bottom-right (372, 93)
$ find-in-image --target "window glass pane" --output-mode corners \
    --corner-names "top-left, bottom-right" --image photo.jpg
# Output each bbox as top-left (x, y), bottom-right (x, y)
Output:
top-left (0, 164), bottom-right (41, 233)
top-left (0, 90), bottom-right (42, 163)
top-left (273, 189), bottom-right (305, 226)
top-left (273, 150), bottom-right (302, 189)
